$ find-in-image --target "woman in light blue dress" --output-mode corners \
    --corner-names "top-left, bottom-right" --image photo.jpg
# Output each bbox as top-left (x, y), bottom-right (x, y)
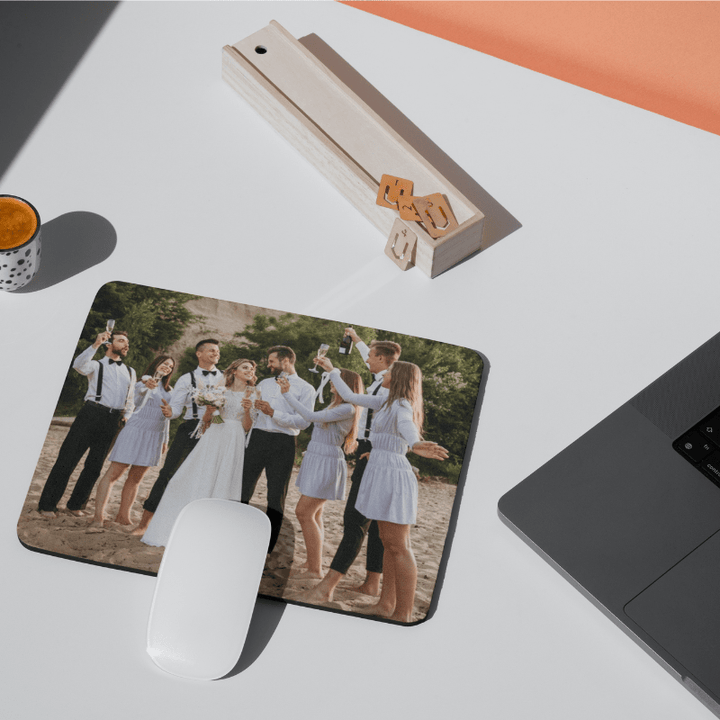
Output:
top-left (315, 356), bottom-right (448, 623)
top-left (277, 369), bottom-right (363, 579)
top-left (88, 355), bottom-right (175, 530)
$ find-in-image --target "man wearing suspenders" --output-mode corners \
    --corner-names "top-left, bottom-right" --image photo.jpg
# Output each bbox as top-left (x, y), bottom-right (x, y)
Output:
top-left (130, 339), bottom-right (222, 536)
top-left (299, 330), bottom-right (401, 605)
top-left (38, 330), bottom-right (136, 517)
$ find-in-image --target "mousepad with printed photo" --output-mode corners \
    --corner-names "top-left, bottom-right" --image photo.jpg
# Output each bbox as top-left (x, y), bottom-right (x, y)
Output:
top-left (17, 281), bottom-right (487, 624)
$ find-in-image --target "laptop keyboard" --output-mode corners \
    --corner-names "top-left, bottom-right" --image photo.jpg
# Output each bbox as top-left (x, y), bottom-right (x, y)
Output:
top-left (674, 409), bottom-right (720, 487)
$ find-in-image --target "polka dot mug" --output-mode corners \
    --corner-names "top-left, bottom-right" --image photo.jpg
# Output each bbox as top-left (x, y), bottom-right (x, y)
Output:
top-left (0, 195), bottom-right (42, 291)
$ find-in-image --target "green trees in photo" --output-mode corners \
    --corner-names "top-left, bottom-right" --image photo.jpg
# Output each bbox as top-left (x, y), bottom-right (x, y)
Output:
top-left (54, 282), bottom-right (199, 416)
top-left (221, 313), bottom-right (483, 483)
top-left (54, 287), bottom-right (483, 483)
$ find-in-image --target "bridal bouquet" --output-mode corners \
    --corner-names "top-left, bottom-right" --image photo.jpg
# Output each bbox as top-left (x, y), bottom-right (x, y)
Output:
top-left (189, 384), bottom-right (227, 437)
top-left (192, 384), bottom-right (227, 410)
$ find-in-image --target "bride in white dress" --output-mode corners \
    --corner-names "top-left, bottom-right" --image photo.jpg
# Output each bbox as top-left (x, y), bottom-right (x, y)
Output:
top-left (141, 359), bottom-right (257, 548)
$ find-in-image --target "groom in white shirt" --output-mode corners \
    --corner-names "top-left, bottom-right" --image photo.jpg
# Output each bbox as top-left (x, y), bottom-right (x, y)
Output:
top-left (241, 345), bottom-right (315, 552)
top-left (130, 339), bottom-right (223, 536)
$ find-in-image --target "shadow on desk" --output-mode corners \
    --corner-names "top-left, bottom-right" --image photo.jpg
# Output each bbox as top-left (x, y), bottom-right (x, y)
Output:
top-left (0, 3), bottom-right (118, 179)
top-left (222, 597), bottom-right (287, 678)
top-left (15, 212), bottom-right (117, 293)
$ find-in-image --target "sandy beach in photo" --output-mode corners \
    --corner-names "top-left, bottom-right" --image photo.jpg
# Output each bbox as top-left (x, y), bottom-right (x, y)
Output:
top-left (18, 419), bottom-right (457, 623)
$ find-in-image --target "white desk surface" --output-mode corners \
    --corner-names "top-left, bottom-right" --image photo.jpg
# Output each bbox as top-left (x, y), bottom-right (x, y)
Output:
top-left (3, 3), bottom-right (720, 719)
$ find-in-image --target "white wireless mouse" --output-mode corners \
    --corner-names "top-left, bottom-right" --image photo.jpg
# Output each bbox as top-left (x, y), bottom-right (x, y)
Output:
top-left (146, 498), bottom-right (271, 680)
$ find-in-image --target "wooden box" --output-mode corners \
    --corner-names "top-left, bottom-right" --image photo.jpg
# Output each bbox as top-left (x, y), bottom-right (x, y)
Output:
top-left (222, 21), bottom-right (485, 278)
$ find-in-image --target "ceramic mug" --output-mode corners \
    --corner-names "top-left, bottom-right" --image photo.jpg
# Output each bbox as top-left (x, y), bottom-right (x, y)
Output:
top-left (0, 194), bottom-right (42, 291)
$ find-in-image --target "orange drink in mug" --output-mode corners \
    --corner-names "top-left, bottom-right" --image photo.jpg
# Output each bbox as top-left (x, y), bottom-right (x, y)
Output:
top-left (0, 195), bottom-right (42, 291)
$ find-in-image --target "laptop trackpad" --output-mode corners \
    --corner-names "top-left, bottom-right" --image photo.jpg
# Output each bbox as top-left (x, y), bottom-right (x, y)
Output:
top-left (625, 529), bottom-right (720, 697)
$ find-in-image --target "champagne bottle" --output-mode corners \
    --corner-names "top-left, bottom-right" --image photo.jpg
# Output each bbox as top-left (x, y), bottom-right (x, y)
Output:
top-left (339, 333), bottom-right (353, 355)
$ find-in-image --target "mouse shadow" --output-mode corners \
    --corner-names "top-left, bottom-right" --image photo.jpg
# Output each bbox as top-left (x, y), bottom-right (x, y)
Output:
top-left (15, 211), bottom-right (117, 293)
top-left (221, 516), bottom-right (296, 677)
top-left (298, 34), bottom-right (522, 264)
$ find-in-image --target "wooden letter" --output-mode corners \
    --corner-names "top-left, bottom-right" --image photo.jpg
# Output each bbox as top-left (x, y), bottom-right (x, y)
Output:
top-left (384, 219), bottom-right (417, 271)
top-left (397, 195), bottom-right (422, 222)
top-left (376, 174), bottom-right (414, 209)
top-left (412, 193), bottom-right (459, 239)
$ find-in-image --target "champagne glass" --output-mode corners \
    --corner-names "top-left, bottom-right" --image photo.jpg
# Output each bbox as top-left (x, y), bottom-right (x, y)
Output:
top-left (247, 386), bottom-right (261, 420)
top-left (104, 319), bottom-right (115, 344)
top-left (309, 343), bottom-right (330, 373)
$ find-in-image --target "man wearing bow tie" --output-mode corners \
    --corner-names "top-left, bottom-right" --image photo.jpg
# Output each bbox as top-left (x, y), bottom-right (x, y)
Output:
top-left (299, 331), bottom-right (401, 606)
top-left (39, 330), bottom-right (136, 517)
top-left (130, 339), bottom-right (222, 536)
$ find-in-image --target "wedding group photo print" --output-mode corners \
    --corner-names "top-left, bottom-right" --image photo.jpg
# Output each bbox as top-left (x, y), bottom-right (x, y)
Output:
top-left (18, 281), bottom-right (485, 624)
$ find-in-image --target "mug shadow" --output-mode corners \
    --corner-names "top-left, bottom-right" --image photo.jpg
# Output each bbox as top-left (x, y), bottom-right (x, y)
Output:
top-left (16, 211), bottom-right (117, 293)
top-left (299, 34), bottom-right (522, 265)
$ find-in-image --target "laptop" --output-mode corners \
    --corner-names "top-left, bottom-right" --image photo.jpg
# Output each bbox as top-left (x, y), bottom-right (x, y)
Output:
top-left (499, 330), bottom-right (720, 716)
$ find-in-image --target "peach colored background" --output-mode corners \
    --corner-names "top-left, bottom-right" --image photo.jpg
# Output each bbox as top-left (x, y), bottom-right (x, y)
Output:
top-left (342, 2), bottom-right (720, 136)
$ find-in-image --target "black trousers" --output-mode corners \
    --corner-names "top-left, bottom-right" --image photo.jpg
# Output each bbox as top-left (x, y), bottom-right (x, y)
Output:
top-left (38, 403), bottom-right (122, 512)
top-left (330, 440), bottom-right (384, 576)
top-left (241, 430), bottom-right (296, 552)
top-left (142, 419), bottom-right (200, 513)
